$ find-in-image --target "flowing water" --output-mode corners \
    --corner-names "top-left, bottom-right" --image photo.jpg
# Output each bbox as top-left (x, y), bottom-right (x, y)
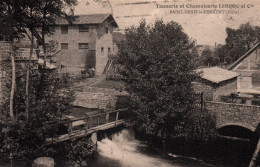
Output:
top-left (89, 129), bottom-right (213, 167)
top-left (1, 129), bottom-right (253, 166)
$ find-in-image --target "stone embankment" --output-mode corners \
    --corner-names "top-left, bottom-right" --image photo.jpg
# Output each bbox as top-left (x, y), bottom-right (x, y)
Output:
top-left (72, 74), bottom-right (128, 110)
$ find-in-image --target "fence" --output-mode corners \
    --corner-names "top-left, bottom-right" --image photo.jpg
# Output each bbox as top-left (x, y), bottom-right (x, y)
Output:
top-left (67, 108), bottom-right (129, 136)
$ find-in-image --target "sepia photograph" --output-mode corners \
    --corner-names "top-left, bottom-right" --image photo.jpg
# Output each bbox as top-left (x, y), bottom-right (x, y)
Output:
top-left (0, 0), bottom-right (260, 166)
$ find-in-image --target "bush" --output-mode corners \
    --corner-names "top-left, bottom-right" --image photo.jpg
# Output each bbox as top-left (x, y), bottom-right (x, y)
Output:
top-left (0, 68), bottom-right (74, 161)
top-left (183, 108), bottom-right (217, 142)
top-left (81, 68), bottom-right (95, 78)
top-left (65, 138), bottom-right (96, 167)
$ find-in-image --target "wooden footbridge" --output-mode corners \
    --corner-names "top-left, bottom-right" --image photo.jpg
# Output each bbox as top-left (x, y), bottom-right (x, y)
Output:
top-left (46, 108), bottom-right (129, 144)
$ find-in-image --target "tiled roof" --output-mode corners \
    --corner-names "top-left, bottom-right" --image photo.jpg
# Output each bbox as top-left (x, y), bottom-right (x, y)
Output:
top-left (197, 66), bottom-right (239, 83)
top-left (55, 14), bottom-right (118, 27)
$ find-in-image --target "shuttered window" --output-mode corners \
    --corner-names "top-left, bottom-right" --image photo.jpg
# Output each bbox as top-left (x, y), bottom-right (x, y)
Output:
top-left (61, 43), bottom-right (68, 50)
top-left (78, 43), bottom-right (89, 49)
top-left (61, 26), bottom-right (68, 34)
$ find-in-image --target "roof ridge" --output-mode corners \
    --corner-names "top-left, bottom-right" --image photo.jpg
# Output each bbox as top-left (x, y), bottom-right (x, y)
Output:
top-left (228, 41), bottom-right (260, 70)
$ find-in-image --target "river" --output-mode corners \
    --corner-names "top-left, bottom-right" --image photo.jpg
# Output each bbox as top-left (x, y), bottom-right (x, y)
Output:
top-left (1, 129), bottom-right (254, 167)
top-left (88, 129), bottom-right (213, 167)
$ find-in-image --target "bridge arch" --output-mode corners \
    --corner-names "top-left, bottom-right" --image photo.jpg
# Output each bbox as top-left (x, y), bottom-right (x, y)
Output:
top-left (217, 123), bottom-right (259, 139)
top-left (217, 122), bottom-right (256, 132)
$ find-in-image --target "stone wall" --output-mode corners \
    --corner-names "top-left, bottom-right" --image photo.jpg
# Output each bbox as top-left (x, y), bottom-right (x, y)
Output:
top-left (0, 41), bottom-right (38, 118)
top-left (205, 101), bottom-right (260, 132)
top-left (73, 92), bottom-right (117, 109)
top-left (0, 42), bottom-right (12, 106)
top-left (192, 77), bottom-right (237, 102)
top-left (192, 81), bottom-right (214, 101)
top-left (213, 78), bottom-right (237, 101)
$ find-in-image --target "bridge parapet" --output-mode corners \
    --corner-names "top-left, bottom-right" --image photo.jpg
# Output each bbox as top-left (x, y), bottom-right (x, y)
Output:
top-left (205, 101), bottom-right (260, 132)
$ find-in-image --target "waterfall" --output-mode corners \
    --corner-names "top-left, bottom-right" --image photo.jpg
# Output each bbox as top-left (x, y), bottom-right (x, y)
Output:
top-left (97, 129), bottom-right (180, 167)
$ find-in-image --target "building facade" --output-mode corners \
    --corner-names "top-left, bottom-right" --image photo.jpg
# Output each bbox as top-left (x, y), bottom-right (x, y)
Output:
top-left (228, 42), bottom-right (260, 90)
top-left (39, 14), bottom-right (118, 75)
top-left (193, 67), bottom-right (238, 101)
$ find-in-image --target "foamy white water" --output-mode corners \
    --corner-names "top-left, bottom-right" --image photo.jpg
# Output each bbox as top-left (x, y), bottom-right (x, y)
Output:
top-left (94, 129), bottom-right (212, 167)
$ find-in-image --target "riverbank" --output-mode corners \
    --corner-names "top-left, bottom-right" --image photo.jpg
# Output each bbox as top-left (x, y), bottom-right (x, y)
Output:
top-left (133, 127), bottom-right (258, 167)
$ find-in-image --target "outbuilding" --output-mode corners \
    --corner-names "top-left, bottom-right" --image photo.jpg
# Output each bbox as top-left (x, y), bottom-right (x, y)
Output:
top-left (193, 67), bottom-right (239, 101)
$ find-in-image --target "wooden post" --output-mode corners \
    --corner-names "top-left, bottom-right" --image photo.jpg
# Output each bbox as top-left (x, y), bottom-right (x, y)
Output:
top-left (89, 117), bottom-right (92, 129)
top-left (105, 113), bottom-right (109, 123)
top-left (249, 138), bottom-right (260, 167)
top-left (115, 111), bottom-right (119, 126)
top-left (68, 122), bottom-right (73, 135)
top-left (201, 92), bottom-right (204, 111)
top-left (85, 117), bottom-right (89, 130)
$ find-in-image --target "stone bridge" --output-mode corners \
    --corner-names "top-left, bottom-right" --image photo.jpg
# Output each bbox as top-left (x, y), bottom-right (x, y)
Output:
top-left (205, 101), bottom-right (260, 132)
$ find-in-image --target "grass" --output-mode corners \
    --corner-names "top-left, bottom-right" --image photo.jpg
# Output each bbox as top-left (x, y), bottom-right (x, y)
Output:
top-left (94, 78), bottom-right (125, 90)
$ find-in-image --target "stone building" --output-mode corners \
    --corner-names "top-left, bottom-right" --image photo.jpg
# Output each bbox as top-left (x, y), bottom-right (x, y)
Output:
top-left (228, 42), bottom-right (260, 91)
top-left (38, 14), bottom-right (118, 75)
top-left (193, 67), bottom-right (239, 101)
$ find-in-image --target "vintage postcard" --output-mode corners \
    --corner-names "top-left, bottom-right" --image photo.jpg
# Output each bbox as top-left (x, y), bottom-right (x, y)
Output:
top-left (0, 0), bottom-right (260, 166)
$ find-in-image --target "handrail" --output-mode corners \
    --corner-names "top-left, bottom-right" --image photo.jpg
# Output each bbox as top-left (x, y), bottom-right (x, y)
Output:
top-left (66, 108), bottom-right (129, 123)
top-left (66, 108), bottom-right (129, 136)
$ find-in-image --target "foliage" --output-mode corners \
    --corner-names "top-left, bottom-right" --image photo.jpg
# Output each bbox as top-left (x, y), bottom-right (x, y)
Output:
top-left (115, 20), bottom-right (209, 143)
top-left (215, 22), bottom-right (260, 64)
top-left (0, 1), bottom-right (26, 39)
top-left (201, 48), bottom-right (219, 66)
top-left (65, 138), bottom-right (96, 167)
top-left (183, 108), bottom-right (217, 142)
top-left (190, 47), bottom-right (200, 68)
top-left (0, 68), bottom-right (74, 160)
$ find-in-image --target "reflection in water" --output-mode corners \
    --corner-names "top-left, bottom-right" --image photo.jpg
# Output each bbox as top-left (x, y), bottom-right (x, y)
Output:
top-left (90, 129), bottom-right (212, 167)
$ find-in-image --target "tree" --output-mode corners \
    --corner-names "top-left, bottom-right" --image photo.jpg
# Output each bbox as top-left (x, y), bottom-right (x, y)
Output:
top-left (116, 20), bottom-right (200, 143)
top-left (190, 47), bottom-right (200, 68)
top-left (0, 0), bottom-right (27, 121)
top-left (2, 69), bottom-right (74, 160)
top-left (35, 0), bottom-right (77, 65)
top-left (7, 0), bottom-right (77, 120)
top-left (201, 48), bottom-right (216, 66)
top-left (213, 44), bottom-right (226, 63)
top-left (223, 22), bottom-right (260, 63)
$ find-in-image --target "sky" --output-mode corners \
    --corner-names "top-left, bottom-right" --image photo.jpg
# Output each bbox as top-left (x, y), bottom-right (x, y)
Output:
top-left (72, 0), bottom-right (260, 46)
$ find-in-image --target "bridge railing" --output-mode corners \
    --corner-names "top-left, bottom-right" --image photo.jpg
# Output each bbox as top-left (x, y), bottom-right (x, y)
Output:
top-left (67, 108), bottom-right (129, 135)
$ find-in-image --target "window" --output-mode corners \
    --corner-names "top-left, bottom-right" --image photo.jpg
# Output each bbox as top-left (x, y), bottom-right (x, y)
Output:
top-left (79, 25), bottom-right (89, 32)
top-left (101, 47), bottom-right (104, 53)
top-left (61, 43), bottom-right (68, 50)
top-left (105, 28), bottom-right (108, 34)
top-left (78, 43), bottom-right (89, 49)
top-left (108, 47), bottom-right (111, 53)
top-left (61, 26), bottom-right (68, 34)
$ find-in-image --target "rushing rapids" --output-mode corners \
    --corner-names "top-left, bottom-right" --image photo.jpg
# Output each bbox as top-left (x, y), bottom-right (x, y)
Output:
top-left (89, 129), bottom-right (212, 167)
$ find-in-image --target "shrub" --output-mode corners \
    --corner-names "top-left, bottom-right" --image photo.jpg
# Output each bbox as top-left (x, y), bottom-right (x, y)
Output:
top-left (0, 68), bottom-right (74, 161)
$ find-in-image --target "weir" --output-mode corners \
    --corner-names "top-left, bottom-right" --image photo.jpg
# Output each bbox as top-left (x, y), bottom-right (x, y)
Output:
top-left (92, 128), bottom-right (211, 167)
top-left (45, 108), bottom-right (129, 145)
